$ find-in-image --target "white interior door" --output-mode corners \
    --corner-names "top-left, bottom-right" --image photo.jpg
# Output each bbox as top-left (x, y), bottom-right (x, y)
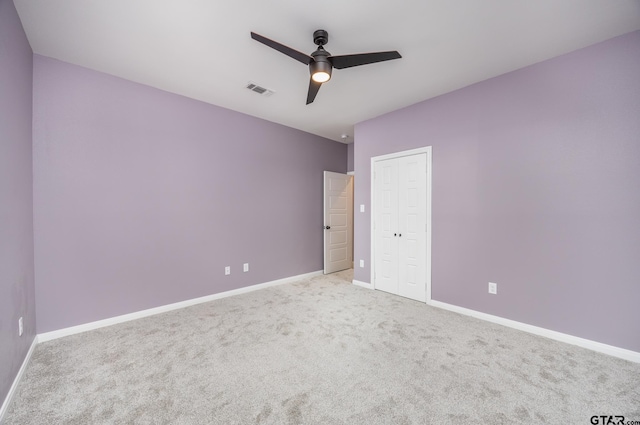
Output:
top-left (323, 172), bottom-right (353, 274)
top-left (398, 154), bottom-right (427, 302)
top-left (374, 159), bottom-right (399, 294)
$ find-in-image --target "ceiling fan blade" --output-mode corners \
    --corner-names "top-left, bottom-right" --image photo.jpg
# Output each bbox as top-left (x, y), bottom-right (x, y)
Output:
top-left (329, 51), bottom-right (402, 69)
top-left (250, 32), bottom-right (312, 65)
top-left (306, 78), bottom-right (322, 105)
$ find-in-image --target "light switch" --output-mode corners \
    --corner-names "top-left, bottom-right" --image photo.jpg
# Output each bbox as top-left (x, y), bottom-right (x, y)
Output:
top-left (360, 204), bottom-right (365, 213)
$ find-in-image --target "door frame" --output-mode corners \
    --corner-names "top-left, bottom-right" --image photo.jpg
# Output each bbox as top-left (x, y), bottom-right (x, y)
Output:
top-left (370, 146), bottom-right (432, 303)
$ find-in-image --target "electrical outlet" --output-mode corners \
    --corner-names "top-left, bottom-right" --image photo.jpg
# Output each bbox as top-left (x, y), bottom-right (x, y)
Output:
top-left (225, 266), bottom-right (230, 275)
top-left (359, 260), bottom-right (364, 268)
top-left (18, 317), bottom-right (23, 337)
top-left (488, 282), bottom-right (497, 295)
top-left (243, 263), bottom-right (249, 272)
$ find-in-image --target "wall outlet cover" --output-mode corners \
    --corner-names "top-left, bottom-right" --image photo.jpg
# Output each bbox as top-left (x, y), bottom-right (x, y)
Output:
top-left (488, 282), bottom-right (498, 295)
top-left (359, 260), bottom-right (364, 268)
top-left (243, 263), bottom-right (249, 272)
top-left (225, 266), bottom-right (231, 275)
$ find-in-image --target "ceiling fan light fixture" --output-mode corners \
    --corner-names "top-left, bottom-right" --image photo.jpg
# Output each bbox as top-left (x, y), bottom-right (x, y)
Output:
top-left (310, 60), bottom-right (332, 83)
top-left (312, 71), bottom-right (331, 83)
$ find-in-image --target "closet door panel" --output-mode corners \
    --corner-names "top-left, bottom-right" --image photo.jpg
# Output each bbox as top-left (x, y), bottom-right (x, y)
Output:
top-left (374, 159), bottom-right (399, 295)
top-left (398, 154), bottom-right (427, 302)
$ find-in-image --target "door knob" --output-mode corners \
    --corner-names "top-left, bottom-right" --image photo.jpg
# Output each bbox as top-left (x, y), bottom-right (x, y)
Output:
top-left (394, 233), bottom-right (397, 237)
top-left (398, 233), bottom-right (402, 237)
top-left (325, 226), bottom-right (331, 230)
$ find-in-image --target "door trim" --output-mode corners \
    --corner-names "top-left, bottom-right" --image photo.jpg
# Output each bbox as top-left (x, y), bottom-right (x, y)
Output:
top-left (370, 146), bottom-right (432, 303)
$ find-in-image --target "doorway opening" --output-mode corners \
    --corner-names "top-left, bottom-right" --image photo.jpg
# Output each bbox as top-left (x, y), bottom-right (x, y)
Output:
top-left (323, 171), bottom-right (354, 274)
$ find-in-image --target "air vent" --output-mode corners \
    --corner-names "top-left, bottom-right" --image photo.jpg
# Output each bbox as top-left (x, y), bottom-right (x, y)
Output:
top-left (246, 82), bottom-right (274, 97)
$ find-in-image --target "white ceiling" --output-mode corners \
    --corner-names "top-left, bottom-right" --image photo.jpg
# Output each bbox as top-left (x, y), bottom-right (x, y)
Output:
top-left (14, 0), bottom-right (640, 142)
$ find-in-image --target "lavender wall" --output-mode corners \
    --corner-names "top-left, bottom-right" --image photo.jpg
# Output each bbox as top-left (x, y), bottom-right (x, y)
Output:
top-left (0, 0), bottom-right (36, 404)
top-left (347, 143), bottom-right (354, 173)
top-left (354, 31), bottom-right (640, 352)
top-left (33, 56), bottom-right (346, 333)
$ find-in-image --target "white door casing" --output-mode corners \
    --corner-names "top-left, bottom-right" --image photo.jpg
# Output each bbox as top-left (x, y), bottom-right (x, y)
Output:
top-left (371, 147), bottom-right (432, 303)
top-left (323, 171), bottom-right (353, 274)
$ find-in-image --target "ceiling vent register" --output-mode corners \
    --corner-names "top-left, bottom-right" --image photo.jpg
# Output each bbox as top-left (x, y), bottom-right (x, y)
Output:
top-left (246, 82), bottom-right (274, 97)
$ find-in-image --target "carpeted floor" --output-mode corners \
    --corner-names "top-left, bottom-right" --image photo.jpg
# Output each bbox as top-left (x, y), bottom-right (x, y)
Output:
top-left (4, 270), bottom-right (640, 424)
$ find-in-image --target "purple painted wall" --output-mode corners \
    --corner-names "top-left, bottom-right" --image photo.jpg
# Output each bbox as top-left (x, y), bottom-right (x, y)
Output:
top-left (354, 31), bottom-right (640, 352)
top-left (347, 143), bottom-right (354, 173)
top-left (0, 0), bottom-right (36, 404)
top-left (33, 56), bottom-right (346, 333)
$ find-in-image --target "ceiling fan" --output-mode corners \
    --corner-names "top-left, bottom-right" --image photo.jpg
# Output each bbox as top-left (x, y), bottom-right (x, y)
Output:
top-left (250, 30), bottom-right (402, 104)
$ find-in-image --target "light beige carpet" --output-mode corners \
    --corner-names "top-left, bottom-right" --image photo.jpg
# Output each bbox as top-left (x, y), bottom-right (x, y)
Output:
top-left (5, 270), bottom-right (640, 424)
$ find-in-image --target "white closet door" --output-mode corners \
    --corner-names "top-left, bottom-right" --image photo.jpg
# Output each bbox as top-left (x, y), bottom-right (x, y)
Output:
top-left (398, 154), bottom-right (427, 302)
top-left (374, 159), bottom-right (399, 294)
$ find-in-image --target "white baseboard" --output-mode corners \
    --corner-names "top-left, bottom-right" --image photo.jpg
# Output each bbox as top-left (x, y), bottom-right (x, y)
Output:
top-left (38, 270), bottom-right (323, 343)
top-left (352, 279), bottom-right (373, 290)
top-left (429, 300), bottom-right (640, 363)
top-left (0, 336), bottom-right (38, 423)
